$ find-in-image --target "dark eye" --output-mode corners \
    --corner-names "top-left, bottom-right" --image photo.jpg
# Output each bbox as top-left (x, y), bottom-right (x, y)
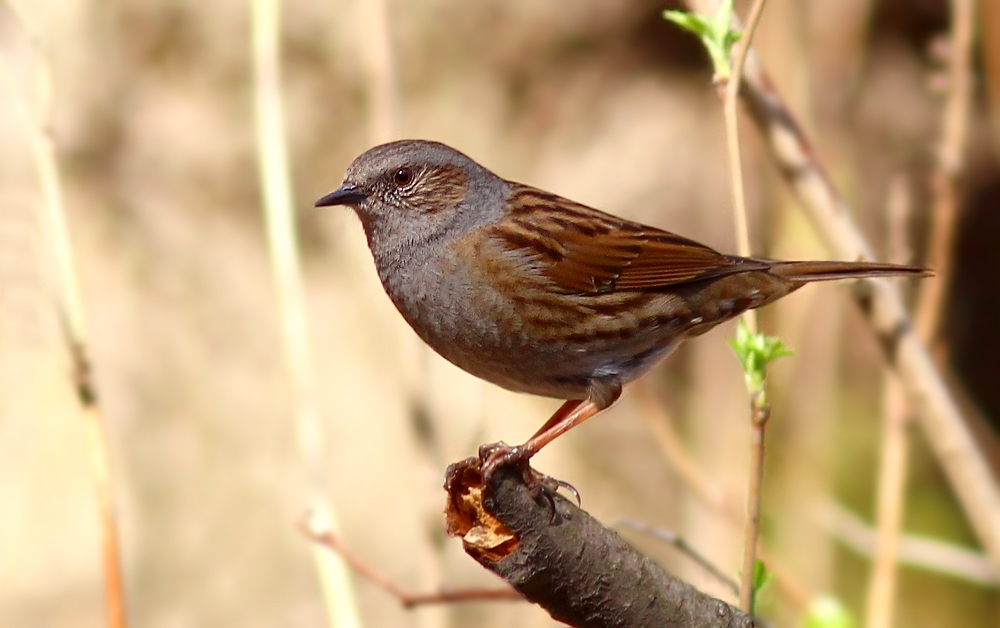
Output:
top-left (393, 167), bottom-right (413, 186)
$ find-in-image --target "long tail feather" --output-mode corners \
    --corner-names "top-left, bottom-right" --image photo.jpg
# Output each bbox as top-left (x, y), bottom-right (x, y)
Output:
top-left (766, 260), bottom-right (931, 283)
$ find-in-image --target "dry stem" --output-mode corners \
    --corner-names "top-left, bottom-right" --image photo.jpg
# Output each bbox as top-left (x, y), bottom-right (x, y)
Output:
top-left (869, 6), bottom-right (975, 620)
top-left (914, 0), bottom-right (976, 353)
top-left (685, 0), bottom-right (1000, 573)
top-left (866, 177), bottom-right (914, 628)
top-left (250, 1), bottom-right (362, 626)
top-left (719, 0), bottom-right (770, 611)
top-left (0, 3), bottom-right (127, 626)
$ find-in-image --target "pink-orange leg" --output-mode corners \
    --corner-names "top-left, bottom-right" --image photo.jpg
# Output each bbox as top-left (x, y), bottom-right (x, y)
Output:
top-left (481, 385), bottom-right (622, 481)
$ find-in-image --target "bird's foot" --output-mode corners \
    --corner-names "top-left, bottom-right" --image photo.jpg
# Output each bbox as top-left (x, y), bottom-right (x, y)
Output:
top-left (478, 442), bottom-right (581, 507)
top-left (478, 441), bottom-right (527, 483)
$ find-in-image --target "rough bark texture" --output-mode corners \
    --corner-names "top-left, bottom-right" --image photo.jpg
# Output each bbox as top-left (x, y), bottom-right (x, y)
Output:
top-left (444, 453), bottom-right (755, 628)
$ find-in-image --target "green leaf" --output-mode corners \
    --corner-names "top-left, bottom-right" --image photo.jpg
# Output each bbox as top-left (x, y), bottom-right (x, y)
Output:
top-left (662, 3), bottom-right (741, 80)
top-left (802, 596), bottom-right (855, 628)
top-left (713, 0), bottom-right (735, 37)
top-left (728, 319), bottom-right (793, 393)
top-left (662, 10), bottom-right (708, 37)
top-left (750, 559), bottom-right (773, 615)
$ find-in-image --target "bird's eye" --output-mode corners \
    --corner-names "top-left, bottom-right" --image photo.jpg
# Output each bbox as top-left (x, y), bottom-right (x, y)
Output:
top-left (393, 167), bottom-right (413, 186)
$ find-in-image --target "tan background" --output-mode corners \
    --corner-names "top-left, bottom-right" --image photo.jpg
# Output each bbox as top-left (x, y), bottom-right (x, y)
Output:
top-left (1, 0), bottom-right (998, 626)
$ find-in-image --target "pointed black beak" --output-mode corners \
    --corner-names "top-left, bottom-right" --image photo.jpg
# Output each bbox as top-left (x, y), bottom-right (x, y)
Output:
top-left (314, 183), bottom-right (368, 207)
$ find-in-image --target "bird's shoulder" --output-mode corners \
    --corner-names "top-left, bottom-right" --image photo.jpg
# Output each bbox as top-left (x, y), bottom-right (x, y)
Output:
top-left (483, 182), bottom-right (742, 295)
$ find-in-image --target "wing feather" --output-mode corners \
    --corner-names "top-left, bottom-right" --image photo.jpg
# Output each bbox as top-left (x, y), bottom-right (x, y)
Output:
top-left (492, 183), bottom-right (762, 295)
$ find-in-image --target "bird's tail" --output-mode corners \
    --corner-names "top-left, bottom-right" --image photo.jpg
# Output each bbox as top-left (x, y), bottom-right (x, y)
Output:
top-left (766, 260), bottom-right (931, 283)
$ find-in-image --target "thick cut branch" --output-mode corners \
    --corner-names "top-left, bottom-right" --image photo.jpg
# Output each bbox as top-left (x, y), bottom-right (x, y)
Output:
top-left (444, 451), bottom-right (754, 628)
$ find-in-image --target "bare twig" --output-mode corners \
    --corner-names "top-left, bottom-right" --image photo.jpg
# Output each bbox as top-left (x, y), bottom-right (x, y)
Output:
top-left (723, 0), bottom-right (769, 270)
top-left (250, 2), bottom-right (362, 626)
top-left (635, 382), bottom-right (811, 611)
top-left (685, 0), bottom-right (1000, 572)
top-left (0, 4), bottom-right (127, 626)
top-left (718, 0), bottom-right (770, 611)
top-left (869, 6), bottom-right (976, 618)
top-left (982, 1), bottom-right (1000, 146)
top-left (299, 515), bottom-right (522, 607)
top-left (914, 0), bottom-right (976, 355)
top-left (739, 387), bottom-right (769, 611)
top-left (866, 177), bottom-right (914, 628)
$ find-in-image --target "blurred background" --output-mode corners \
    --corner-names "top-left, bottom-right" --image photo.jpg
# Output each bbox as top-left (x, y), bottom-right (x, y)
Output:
top-left (2, 0), bottom-right (1000, 626)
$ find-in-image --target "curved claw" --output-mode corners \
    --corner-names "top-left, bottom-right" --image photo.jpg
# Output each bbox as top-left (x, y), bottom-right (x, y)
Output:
top-left (546, 476), bottom-right (582, 507)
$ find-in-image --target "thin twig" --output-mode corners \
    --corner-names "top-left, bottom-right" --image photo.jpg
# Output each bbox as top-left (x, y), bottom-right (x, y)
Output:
top-left (299, 515), bottom-right (522, 607)
top-left (0, 4), bottom-right (127, 627)
top-left (718, 0), bottom-right (769, 612)
top-left (869, 6), bottom-right (976, 618)
top-left (914, 0), bottom-right (976, 356)
top-left (866, 177), bottom-right (914, 628)
top-left (739, 389), bottom-right (769, 611)
top-left (616, 518), bottom-right (741, 596)
top-left (250, 2), bottom-right (362, 626)
top-left (684, 0), bottom-right (1000, 573)
top-left (723, 0), bottom-right (769, 270)
top-left (635, 382), bottom-right (811, 611)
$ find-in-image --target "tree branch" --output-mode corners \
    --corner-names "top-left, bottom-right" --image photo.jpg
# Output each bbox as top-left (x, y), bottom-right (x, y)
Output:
top-left (444, 452), bottom-right (755, 628)
top-left (684, 0), bottom-right (1000, 572)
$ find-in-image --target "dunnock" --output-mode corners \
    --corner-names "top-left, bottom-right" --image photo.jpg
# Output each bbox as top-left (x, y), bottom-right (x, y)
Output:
top-left (316, 140), bottom-right (927, 477)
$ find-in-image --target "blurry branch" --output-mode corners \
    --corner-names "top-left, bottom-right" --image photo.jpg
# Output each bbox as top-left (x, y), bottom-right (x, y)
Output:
top-left (817, 499), bottom-right (999, 588)
top-left (724, 2), bottom-right (769, 611)
top-left (357, 0), bottom-right (398, 144)
top-left (635, 382), bottom-right (811, 611)
top-left (667, 0), bottom-right (774, 613)
top-left (868, 6), bottom-right (977, 621)
top-left (723, 0), bottom-right (766, 271)
top-left (866, 177), bottom-right (914, 628)
top-left (982, 1), bottom-right (1000, 146)
top-left (684, 0), bottom-right (1000, 573)
top-left (250, 2), bottom-right (362, 627)
top-left (299, 515), bottom-right (522, 607)
top-left (914, 0), bottom-right (976, 356)
top-left (728, 319), bottom-right (789, 613)
top-left (0, 3), bottom-right (127, 627)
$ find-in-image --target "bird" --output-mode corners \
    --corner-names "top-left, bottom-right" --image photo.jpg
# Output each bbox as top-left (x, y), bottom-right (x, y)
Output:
top-left (315, 139), bottom-right (928, 479)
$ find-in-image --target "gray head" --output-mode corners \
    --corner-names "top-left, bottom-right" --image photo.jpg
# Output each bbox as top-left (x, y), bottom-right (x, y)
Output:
top-left (315, 140), bottom-right (508, 256)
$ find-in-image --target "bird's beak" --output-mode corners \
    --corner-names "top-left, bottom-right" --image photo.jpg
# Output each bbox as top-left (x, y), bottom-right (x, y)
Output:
top-left (314, 183), bottom-right (368, 207)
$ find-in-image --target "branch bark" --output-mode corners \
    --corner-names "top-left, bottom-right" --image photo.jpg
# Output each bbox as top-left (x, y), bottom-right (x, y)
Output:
top-left (444, 452), bottom-right (755, 628)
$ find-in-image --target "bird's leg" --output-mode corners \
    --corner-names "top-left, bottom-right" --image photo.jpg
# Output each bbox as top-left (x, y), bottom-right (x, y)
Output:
top-left (529, 399), bottom-right (586, 442)
top-left (481, 383), bottom-right (622, 482)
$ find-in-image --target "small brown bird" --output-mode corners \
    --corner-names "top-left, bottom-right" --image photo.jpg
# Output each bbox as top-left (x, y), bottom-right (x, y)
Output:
top-left (316, 140), bottom-right (927, 478)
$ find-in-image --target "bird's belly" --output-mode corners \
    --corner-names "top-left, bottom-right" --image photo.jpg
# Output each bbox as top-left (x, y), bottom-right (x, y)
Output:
top-left (400, 285), bottom-right (686, 399)
top-left (434, 325), bottom-right (682, 399)
top-left (381, 256), bottom-right (689, 400)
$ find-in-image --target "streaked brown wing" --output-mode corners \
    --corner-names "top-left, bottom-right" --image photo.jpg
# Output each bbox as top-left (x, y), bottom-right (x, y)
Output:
top-left (494, 183), bottom-right (760, 295)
